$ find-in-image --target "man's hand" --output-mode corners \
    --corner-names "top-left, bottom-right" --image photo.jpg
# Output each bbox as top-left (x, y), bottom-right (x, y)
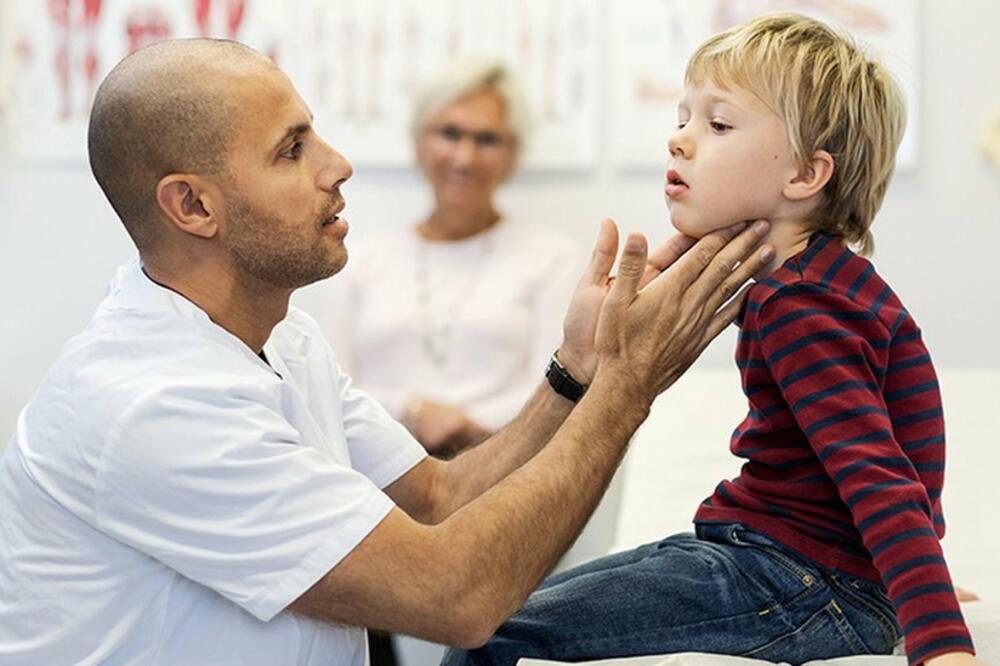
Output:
top-left (559, 219), bottom-right (704, 383)
top-left (590, 220), bottom-right (772, 405)
top-left (559, 219), bottom-right (771, 390)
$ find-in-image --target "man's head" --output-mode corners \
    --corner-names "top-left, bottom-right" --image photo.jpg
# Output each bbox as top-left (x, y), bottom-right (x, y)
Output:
top-left (88, 39), bottom-right (353, 289)
top-left (667, 13), bottom-right (905, 255)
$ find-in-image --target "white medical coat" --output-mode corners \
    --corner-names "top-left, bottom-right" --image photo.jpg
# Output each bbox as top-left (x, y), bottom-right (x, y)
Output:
top-left (0, 260), bottom-right (426, 665)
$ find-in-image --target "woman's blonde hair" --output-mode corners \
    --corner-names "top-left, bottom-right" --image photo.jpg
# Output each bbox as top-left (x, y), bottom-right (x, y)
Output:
top-left (410, 56), bottom-right (531, 160)
top-left (687, 13), bottom-right (906, 255)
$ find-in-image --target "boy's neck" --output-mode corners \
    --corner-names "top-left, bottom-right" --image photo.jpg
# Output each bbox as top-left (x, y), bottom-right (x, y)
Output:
top-left (753, 214), bottom-right (814, 279)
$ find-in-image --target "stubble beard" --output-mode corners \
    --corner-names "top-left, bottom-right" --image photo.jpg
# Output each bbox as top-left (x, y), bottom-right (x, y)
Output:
top-left (224, 197), bottom-right (346, 291)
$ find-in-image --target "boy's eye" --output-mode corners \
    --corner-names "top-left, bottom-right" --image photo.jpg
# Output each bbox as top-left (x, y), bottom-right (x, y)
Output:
top-left (676, 121), bottom-right (688, 130)
top-left (710, 121), bottom-right (731, 133)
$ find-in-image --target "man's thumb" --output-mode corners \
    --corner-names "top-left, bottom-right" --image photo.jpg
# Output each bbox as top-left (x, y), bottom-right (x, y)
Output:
top-left (609, 233), bottom-right (648, 303)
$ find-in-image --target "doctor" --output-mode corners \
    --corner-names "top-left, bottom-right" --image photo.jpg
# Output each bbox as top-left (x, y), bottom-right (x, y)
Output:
top-left (0, 39), bottom-right (773, 664)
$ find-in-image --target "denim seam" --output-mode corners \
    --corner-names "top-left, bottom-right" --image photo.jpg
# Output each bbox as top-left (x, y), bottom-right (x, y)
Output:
top-left (830, 576), bottom-right (898, 637)
top-left (753, 576), bottom-right (825, 617)
top-left (551, 602), bottom-right (810, 654)
top-left (689, 540), bottom-right (780, 603)
top-left (742, 601), bottom-right (868, 659)
top-left (729, 529), bottom-right (815, 582)
top-left (827, 602), bottom-right (872, 655)
top-left (827, 575), bottom-right (901, 647)
top-left (558, 582), bottom-right (828, 646)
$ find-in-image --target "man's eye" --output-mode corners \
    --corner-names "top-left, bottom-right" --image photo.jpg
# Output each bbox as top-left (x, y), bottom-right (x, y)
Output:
top-left (283, 140), bottom-right (304, 159)
top-left (710, 121), bottom-right (731, 133)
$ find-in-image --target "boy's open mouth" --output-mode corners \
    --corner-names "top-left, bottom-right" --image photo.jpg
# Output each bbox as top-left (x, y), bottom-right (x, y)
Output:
top-left (665, 169), bottom-right (689, 198)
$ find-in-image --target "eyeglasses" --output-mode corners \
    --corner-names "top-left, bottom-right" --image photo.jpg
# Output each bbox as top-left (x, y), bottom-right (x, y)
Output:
top-left (431, 124), bottom-right (511, 150)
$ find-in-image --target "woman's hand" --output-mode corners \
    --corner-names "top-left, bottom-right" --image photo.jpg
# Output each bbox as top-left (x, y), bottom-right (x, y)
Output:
top-left (402, 398), bottom-right (490, 457)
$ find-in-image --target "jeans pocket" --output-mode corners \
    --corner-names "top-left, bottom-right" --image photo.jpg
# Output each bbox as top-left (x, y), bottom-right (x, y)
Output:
top-left (728, 527), bottom-right (819, 588)
top-left (827, 574), bottom-right (901, 653)
top-left (743, 600), bottom-right (872, 663)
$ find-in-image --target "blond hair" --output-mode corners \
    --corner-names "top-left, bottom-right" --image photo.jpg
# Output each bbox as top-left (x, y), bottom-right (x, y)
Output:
top-left (411, 56), bottom-right (531, 160)
top-left (687, 13), bottom-right (906, 255)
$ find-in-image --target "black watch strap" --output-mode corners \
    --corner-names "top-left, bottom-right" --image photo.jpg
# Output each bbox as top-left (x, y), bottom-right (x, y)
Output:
top-left (545, 351), bottom-right (588, 402)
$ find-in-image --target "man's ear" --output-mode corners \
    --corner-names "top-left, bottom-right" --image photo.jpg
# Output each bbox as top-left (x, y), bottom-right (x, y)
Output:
top-left (784, 149), bottom-right (834, 202)
top-left (155, 174), bottom-right (220, 240)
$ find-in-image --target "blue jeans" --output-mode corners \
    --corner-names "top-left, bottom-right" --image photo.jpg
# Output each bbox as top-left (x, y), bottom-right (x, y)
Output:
top-left (442, 524), bottom-right (901, 666)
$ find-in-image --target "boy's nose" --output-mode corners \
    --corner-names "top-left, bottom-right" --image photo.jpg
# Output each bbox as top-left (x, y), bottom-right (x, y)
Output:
top-left (667, 132), bottom-right (691, 157)
top-left (668, 131), bottom-right (692, 159)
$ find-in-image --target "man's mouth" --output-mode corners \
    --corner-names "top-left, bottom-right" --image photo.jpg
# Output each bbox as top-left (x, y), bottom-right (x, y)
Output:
top-left (322, 200), bottom-right (346, 226)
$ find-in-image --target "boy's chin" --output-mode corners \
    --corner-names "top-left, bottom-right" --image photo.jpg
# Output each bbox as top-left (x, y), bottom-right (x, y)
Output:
top-left (670, 214), bottom-right (743, 239)
top-left (669, 216), bottom-right (712, 239)
top-left (668, 214), bottom-right (693, 237)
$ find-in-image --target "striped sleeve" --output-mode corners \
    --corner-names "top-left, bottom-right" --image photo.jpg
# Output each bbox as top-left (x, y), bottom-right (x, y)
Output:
top-left (755, 286), bottom-right (974, 664)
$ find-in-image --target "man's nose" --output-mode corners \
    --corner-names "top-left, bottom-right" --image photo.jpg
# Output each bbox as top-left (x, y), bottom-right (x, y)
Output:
top-left (317, 143), bottom-right (353, 192)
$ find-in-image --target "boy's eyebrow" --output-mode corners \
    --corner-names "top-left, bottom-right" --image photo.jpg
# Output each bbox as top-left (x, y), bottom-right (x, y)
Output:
top-left (703, 93), bottom-right (745, 111)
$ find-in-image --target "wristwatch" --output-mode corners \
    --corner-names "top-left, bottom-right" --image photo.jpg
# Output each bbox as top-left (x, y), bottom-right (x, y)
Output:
top-left (545, 350), bottom-right (588, 402)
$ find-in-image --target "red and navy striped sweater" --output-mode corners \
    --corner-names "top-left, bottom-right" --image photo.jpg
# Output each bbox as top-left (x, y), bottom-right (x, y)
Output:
top-left (694, 233), bottom-right (973, 663)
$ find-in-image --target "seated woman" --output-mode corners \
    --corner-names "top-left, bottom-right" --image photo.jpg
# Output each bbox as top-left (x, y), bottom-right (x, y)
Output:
top-left (323, 57), bottom-right (583, 457)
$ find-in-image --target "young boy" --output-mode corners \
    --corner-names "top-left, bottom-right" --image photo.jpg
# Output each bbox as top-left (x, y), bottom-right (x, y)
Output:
top-left (444, 13), bottom-right (979, 666)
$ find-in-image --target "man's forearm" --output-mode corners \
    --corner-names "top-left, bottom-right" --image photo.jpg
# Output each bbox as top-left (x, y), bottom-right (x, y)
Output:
top-left (293, 370), bottom-right (647, 647)
top-left (428, 370), bottom-right (649, 640)
top-left (292, 224), bottom-right (774, 646)
top-left (425, 380), bottom-right (575, 523)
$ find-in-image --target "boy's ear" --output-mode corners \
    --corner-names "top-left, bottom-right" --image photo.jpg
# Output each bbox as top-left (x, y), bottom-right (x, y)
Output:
top-left (784, 149), bottom-right (834, 202)
top-left (155, 174), bottom-right (220, 240)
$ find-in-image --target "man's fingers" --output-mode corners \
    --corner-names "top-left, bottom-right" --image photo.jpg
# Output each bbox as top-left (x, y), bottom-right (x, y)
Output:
top-left (687, 220), bottom-right (771, 303)
top-left (701, 283), bottom-right (753, 344)
top-left (715, 221), bottom-right (751, 242)
top-left (639, 234), bottom-right (697, 289)
top-left (702, 237), bottom-right (774, 315)
top-left (646, 234), bottom-right (697, 272)
top-left (581, 218), bottom-right (619, 286)
top-left (655, 221), bottom-right (752, 292)
top-left (607, 233), bottom-right (648, 306)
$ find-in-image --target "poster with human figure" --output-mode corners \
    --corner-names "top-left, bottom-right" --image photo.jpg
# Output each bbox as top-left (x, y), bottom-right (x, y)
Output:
top-left (292, 0), bottom-right (600, 169)
top-left (610, 0), bottom-right (920, 170)
top-left (3, 0), bottom-right (292, 162)
top-left (3, 0), bottom-right (600, 169)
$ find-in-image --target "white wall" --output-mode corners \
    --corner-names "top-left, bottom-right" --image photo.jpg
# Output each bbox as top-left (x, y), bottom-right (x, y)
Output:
top-left (2, 0), bottom-right (999, 443)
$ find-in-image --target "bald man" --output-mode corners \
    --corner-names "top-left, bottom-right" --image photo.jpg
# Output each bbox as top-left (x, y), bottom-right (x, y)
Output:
top-left (0, 39), bottom-right (773, 664)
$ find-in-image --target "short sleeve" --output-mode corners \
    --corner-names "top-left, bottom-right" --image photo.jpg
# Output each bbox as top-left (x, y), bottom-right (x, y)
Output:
top-left (269, 306), bottom-right (427, 491)
top-left (94, 380), bottom-right (396, 622)
top-left (337, 368), bottom-right (428, 489)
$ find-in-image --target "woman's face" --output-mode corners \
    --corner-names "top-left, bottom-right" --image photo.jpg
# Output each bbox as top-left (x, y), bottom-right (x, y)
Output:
top-left (416, 89), bottom-right (517, 212)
